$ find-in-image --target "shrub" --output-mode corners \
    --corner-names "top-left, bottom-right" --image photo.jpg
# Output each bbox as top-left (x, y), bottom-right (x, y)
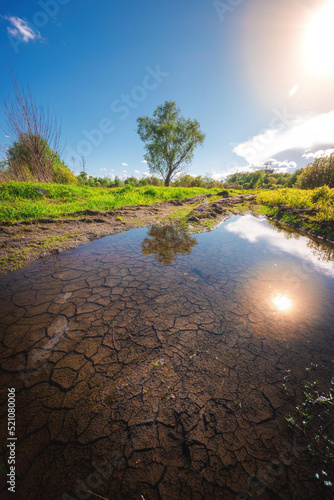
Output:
top-left (144, 187), bottom-right (157, 196)
top-left (117, 185), bottom-right (132, 194)
top-left (311, 185), bottom-right (332, 203)
top-left (6, 134), bottom-right (77, 184)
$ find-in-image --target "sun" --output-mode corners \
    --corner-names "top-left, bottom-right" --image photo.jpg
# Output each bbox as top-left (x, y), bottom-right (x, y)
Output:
top-left (302, 2), bottom-right (334, 77)
top-left (273, 295), bottom-right (292, 312)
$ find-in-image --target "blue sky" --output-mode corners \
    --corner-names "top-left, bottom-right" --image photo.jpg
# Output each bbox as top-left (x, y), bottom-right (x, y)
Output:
top-left (1, 0), bottom-right (334, 180)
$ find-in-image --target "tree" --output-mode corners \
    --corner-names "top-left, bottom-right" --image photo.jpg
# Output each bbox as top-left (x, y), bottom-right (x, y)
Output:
top-left (297, 153), bottom-right (334, 189)
top-left (137, 101), bottom-right (205, 186)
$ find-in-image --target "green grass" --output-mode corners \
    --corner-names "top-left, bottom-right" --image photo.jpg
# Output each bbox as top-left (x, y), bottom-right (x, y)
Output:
top-left (29, 234), bottom-right (77, 248)
top-left (257, 188), bottom-right (313, 209)
top-left (252, 187), bottom-right (334, 240)
top-left (0, 181), bottom-right (223, 222)
top-left (256, 187), bottom-right (334, 222)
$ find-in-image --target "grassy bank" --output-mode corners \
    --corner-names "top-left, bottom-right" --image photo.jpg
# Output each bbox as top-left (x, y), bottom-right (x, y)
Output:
top-left (254, 187), bottom-right (334, 240)
top-left (0, 182), bottom-right (224, 222)
top-left (1, 181), bottom-right (333, 241)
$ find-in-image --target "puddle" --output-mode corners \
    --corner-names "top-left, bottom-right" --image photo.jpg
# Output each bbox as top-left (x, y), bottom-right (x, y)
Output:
top-left (0, 215), bottom-right (333, 499)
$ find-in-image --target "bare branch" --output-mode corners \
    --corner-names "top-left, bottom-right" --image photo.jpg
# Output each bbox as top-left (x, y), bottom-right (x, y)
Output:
top-left (1, 71), bottom-right (61, 183)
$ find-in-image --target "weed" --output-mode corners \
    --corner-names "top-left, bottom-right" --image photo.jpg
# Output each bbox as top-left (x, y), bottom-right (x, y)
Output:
top-left (284, 373), bottom-right (334, 487)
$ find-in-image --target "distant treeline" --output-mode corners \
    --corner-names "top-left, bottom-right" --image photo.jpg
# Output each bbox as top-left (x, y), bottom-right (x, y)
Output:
top-left (76, 172), bottom-right (225, 189)
top-left (52, 153), bottom-right (334, 190)
top-left (223, 169), bottom-right (302, 189)
top-left (2, 132), bottom-right (334, 190)
top-left (224, 154), bottom-right (334, 190)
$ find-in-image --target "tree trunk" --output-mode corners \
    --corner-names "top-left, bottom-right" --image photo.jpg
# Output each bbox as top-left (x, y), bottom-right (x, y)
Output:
top-left (165, 169), bottom-right (172, 187)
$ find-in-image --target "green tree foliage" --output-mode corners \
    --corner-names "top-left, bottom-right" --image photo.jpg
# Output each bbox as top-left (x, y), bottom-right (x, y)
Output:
top-left (137, 101), bottom-right (205, 186)
top-left (224, 169), bottom-right (303, 189)
top-left (173, 174), bottom-right (224, 189)
top-left (297, 153), bottom-right (334, 189)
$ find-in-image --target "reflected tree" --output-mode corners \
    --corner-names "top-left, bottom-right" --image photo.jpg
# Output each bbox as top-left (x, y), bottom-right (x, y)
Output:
top-left (269, 219), bottom-right (334, 263)
top-left (306, 238), bottom-right (334, 264)
top-left (141, 225), bottom-right (197, 265)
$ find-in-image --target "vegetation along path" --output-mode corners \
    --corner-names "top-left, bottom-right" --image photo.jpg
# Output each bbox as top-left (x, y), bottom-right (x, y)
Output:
top-left (0, 190), bottom-right (256, 276)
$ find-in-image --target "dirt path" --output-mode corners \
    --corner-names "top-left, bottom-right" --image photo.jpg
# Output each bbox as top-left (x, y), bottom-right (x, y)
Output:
top-left (0, 193), bottom-right (256, 276)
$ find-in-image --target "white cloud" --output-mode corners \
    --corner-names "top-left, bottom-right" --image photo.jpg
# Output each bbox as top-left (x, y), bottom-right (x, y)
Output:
top-left (4, 16), bottom-right (42, 43)
top-left (122, 162), bottom-right (128, 166)
top-left (262, 158), bottom-right (297, 171)
top-left (233, 110), bottom-right (334, 164)
top-left (5, 135), bottom-right (10, 138)
top-left (141, 160), bottom-right (148, 164)
top-left (110, 169), bottom-right (115, 172)
top-left (225, 215), bottom-right (334, 276)
top-left (122, 170), bottom-right (127, 173)
top-left (100, 168), bottom-right (107, 171)
top-left (134, 170), bottom-right (141, 174)
top-left (206, 158), bottom-right (297, 182)
top-left (205, 169), bottom-right (227, 182)
top-left (302, 148), bottom-right (334, 160)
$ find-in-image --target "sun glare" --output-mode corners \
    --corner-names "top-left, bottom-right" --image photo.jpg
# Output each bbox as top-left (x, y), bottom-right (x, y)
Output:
top-left (289, 84), bottom-right (299, 97)
top-left (273, 295), bottom-right (291, 312)
top-left (303, 2), bottom-right (334, 77)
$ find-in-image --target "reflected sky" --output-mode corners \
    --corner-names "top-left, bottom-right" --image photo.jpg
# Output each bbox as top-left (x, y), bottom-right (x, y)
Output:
top-left (225, 215), bottom-right (334, 276)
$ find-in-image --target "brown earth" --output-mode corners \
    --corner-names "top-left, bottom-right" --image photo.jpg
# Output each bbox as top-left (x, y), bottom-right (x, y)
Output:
top-left (0, 209), bottom-right (333, 500)
top-left (0, 193), bottom-right (255, 276)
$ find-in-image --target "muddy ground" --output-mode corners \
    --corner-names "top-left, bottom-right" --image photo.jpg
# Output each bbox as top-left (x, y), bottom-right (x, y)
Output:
top-left (0, 211), bottom-right (333, 499)
top-left (0, 193), bottom-right (254, 276)
top-left (1, 191), bottom-right (333, 277)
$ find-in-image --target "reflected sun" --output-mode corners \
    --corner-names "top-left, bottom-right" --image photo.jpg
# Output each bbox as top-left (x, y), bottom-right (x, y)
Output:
top-left (302, 2), bottom-right (334, 77)
top-left (273, 295), bottom-right (292, 311)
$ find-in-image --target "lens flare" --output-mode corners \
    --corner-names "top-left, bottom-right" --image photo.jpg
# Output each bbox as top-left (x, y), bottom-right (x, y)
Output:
top-left (273, 295), bottom-right (291, 311)
top-left (302, 2), bottom-right (334, 77)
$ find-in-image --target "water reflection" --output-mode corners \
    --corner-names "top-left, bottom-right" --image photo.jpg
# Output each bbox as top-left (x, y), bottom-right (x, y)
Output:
top-left (225, 215), bottom-right (334, 275)
top-left (0, 216), bottom-right (333, 499)
top-left (141, 225), bottom-right (197, 265)
top-left (270, 220), bottom-right (334, 263)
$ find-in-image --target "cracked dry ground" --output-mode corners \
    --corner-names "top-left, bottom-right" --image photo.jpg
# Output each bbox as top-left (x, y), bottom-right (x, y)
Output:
top-left (0, 221), bottom-right (334, 500)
